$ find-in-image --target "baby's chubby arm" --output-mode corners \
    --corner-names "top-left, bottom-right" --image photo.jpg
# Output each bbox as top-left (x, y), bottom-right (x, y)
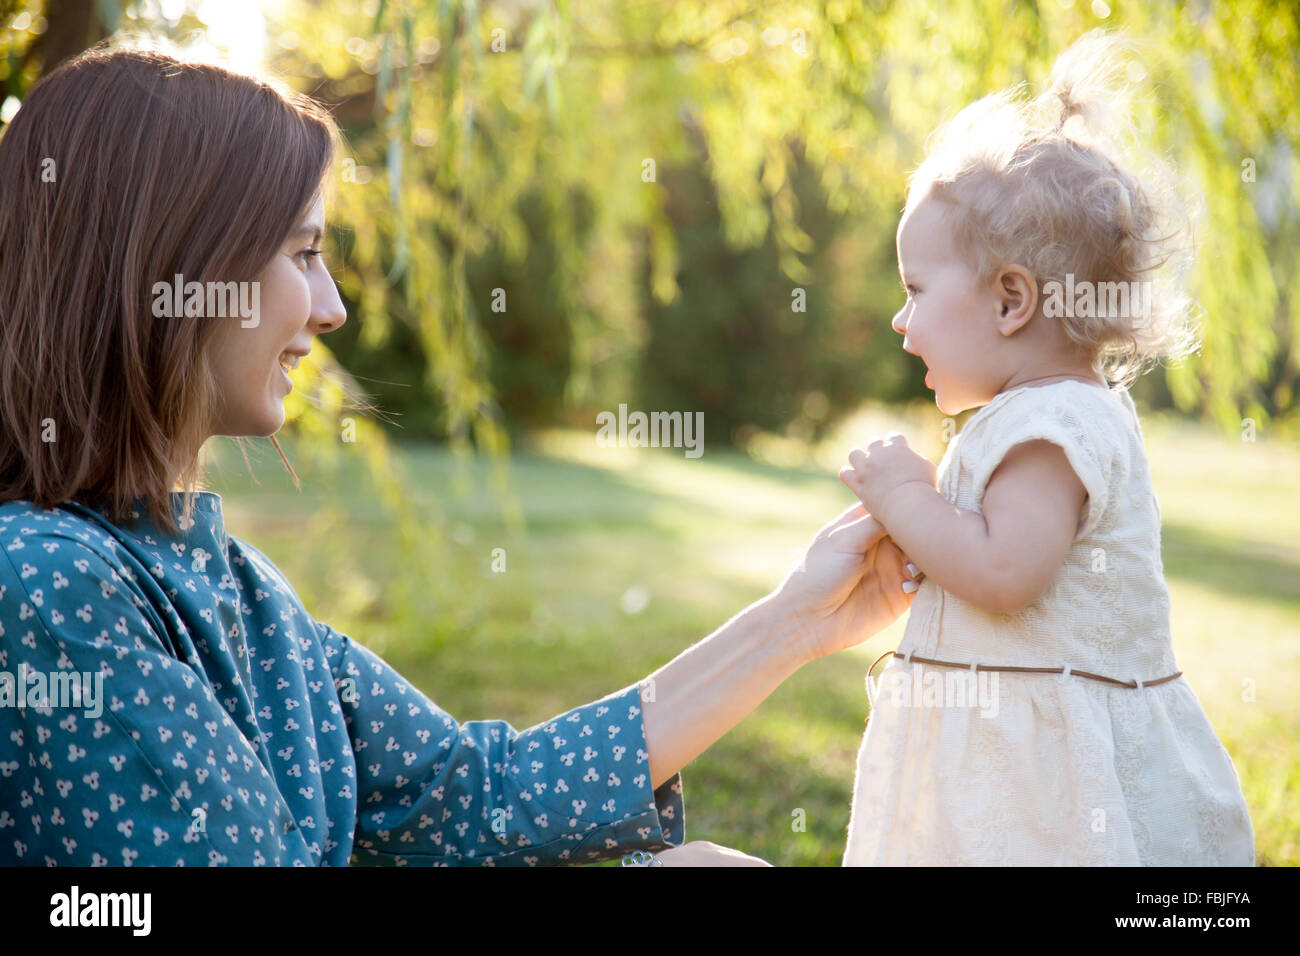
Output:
top-left (838, 434), bottom-right (1086, 613)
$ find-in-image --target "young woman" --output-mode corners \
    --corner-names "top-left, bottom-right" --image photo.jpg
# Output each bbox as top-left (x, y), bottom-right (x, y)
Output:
top-left (0, 44), bottom-right (921, 866)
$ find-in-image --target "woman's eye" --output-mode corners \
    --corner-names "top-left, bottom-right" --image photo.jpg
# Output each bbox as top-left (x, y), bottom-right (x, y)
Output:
top-left (298, 249), bottom-right (323, 266)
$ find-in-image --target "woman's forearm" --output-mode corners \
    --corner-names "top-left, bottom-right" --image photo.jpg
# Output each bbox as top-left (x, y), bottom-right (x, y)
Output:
top-left (641, 593), bottom-right (810, 790)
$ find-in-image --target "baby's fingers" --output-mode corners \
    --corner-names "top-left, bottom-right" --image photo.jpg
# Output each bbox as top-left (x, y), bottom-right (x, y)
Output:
top-left (838, 464), bottom-right (869, 503)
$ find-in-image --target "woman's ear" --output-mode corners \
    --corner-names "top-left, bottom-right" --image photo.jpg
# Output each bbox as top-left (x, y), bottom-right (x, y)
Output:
top-left (994, 265), bottom-right (1038, 336)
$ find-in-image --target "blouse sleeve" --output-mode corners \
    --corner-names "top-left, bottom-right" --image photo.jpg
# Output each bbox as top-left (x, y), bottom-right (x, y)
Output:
top-left (0, 537), bottom-right (310, 866)
top-left (315, 622), bottom-right (685, 866)
top-left (967, 388), bottom-right (1122, 540)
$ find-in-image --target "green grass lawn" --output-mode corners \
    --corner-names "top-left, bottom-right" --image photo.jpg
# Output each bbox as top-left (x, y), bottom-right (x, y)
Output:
top-left (204, 407), bottom-right (1300, 865)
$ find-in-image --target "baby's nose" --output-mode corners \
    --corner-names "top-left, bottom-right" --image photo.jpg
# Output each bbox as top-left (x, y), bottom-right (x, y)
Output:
top-left (891, 309), bottom-right (907, 335)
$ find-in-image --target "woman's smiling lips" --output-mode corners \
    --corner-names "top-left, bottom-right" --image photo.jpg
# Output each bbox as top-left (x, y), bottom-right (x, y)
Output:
top-left (276, 349), bottom-right (309, 391)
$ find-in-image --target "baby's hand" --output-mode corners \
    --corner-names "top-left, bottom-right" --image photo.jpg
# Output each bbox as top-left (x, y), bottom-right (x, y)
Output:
top-left (838, 434), bottom-right (938, 521)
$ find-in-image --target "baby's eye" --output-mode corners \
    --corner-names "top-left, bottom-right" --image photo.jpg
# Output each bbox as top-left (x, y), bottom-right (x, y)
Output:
top-left (905, 285), bottom-right (919, 298)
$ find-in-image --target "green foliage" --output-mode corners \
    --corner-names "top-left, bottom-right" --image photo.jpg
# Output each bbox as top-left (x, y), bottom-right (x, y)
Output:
top-left (466, 189), bottom-right (585, 432)
top-left (2, 1), bottom-right (1296, 445)
top-left (635, 151), bottom-right (909, 446)
top-left (257, 0), bottom-right (1300, 446)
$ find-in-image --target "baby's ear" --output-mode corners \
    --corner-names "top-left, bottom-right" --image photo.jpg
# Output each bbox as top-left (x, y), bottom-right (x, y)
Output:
top-left (995, 266), bottom-right (1038, 336)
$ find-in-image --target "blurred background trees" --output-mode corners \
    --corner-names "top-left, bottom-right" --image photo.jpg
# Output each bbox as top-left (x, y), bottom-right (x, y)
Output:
top-left (4, 0), bottom-right (1295, 450)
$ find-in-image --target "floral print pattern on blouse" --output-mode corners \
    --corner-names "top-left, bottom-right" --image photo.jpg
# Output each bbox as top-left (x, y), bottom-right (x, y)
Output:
top-left (0, 493), bottom-right (684, 865)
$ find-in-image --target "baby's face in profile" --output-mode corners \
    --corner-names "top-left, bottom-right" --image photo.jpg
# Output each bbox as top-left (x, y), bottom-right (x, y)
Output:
top-left (891, 198), bottom-right (1006, 415)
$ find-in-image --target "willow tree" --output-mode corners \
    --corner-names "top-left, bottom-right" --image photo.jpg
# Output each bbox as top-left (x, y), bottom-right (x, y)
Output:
top-left (261, 0), bottom-right (1299, 443)
top-left (2, 0), bottom-right (1297, 448)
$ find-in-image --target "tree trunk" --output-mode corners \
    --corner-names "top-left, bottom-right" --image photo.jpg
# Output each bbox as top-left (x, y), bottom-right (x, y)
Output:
top-left (39, 0), bottom-right (103, 78)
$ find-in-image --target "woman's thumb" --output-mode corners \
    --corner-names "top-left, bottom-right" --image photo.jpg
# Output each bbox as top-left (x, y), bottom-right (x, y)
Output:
top-left (829, 512), bottom-right (888, 553)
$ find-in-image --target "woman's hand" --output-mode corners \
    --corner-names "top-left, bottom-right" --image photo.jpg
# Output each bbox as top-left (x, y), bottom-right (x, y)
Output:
top-left (651, 840), bottom-right (773, 866)
top-left (637, 491), bottom-right (923, 791)
top-left (774, 501), bottom-right (921, 662)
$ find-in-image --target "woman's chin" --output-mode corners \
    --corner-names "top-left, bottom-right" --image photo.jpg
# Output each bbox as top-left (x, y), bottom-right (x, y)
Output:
top-left (249, 403), bottom-right (286, 437)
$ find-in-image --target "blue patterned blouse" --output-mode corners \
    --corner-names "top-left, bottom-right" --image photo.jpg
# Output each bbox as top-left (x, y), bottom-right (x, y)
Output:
top-left (0, 493), bottom-right (684, 865)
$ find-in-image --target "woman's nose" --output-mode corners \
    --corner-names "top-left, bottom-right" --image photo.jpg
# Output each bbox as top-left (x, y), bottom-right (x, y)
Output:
top-left (309, 271), bottom-right (348, 335)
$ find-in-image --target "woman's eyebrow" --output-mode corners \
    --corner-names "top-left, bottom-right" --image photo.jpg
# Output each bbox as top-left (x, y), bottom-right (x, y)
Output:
top-left (289, 224), bottom-right (323, 244)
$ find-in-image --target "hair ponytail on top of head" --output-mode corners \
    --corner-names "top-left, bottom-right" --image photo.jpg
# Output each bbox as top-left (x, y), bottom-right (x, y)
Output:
top-left (1039, 29), bottom-right (1140, 142)
top-left (906, 29), bottom-right (1203, 388)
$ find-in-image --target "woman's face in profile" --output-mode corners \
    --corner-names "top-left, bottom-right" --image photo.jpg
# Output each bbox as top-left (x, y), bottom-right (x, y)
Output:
top-left (207, 195), bottom-right (347, 438)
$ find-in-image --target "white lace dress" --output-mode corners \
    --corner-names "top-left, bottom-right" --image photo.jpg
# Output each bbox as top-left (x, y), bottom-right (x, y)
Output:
top-left (843, 380), bottom-right (1255, 866)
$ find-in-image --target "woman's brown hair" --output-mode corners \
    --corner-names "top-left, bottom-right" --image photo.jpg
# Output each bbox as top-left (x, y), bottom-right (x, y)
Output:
top-left (0, 41), bottom-right (340, 535)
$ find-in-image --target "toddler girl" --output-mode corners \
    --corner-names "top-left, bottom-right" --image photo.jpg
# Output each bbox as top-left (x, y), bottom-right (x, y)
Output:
top-left (839, 32), bottom-right (1254, 865)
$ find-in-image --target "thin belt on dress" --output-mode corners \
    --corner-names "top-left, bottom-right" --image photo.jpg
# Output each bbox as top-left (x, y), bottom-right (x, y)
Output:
top-left (864, 649), bottom-right (1183, 725)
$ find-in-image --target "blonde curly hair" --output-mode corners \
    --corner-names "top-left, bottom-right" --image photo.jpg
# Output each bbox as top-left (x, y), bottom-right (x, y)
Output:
top-left (905, 30), bottom-right (1203, 387)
